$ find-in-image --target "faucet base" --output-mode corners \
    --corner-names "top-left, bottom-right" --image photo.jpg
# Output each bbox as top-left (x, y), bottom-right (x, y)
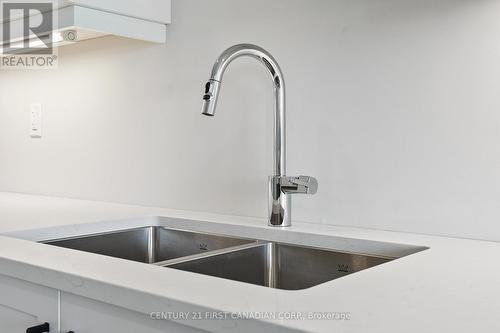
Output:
top-left (268, 176), bottom-right (291, 227)
top-left (268, 175), bottom-right (319, 227)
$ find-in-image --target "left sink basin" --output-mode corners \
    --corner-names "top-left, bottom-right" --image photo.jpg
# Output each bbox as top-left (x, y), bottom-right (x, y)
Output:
top-left (43, 226), bottom-right (255, 264)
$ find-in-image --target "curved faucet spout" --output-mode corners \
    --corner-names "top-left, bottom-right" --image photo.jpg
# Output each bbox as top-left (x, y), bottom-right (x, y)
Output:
top-left (201, 44), bottom-right (286, 176)
top-left (201, 44), bottom-right (317, 227)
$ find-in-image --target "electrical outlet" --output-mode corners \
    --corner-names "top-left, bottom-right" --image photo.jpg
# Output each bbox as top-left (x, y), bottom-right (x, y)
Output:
top-left (30, 104), bottom-right (42, 138)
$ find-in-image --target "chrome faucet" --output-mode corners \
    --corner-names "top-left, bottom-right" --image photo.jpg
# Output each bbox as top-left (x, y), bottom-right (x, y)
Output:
top-left (201, 44), bottom-right (318, 227)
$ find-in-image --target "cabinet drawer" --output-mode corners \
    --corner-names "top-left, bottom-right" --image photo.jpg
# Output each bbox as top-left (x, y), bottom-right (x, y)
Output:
top-left (0, 274), bottom-right (58, 332)
top-left (61, 292), bottom-right (207, 333)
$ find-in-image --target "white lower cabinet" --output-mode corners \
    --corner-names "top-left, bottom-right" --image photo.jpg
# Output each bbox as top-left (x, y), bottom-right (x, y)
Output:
top-left (60, 292), bottom-right (206, 333)
top-left (0, 274), bottom-right (58, 333)
top-left (0, 274), bottom-right (206, 333)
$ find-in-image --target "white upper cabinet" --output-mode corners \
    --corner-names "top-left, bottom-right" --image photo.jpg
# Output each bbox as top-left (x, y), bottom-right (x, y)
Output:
top-left (64, 0), bottom-right (171, 24)
top-left (0, 0), bottom-right (171, 47)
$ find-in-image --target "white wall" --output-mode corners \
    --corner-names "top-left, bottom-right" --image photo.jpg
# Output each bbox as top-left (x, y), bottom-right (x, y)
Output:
top-left (1, 0), bottom-right (500, 241)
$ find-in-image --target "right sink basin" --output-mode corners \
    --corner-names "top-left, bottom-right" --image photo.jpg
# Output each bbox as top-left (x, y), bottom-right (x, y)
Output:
top-left (169, 242), bottom-right (395, 290)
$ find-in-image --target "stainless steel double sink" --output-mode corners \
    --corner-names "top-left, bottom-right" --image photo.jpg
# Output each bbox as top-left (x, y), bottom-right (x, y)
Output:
top-left (43, 226), bottom-right (397, 290)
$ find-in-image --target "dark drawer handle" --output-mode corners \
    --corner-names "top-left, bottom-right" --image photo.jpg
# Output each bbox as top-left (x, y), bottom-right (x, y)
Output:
top-left (26, 322), bottom-right (49, 333)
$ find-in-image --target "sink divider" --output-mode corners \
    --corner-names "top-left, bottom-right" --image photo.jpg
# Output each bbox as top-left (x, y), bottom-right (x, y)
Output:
top-left (154, 241), bottom-right (268, 267)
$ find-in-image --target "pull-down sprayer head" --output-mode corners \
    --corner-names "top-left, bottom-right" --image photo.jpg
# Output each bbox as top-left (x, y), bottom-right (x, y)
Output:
top-left (201, 43), bottom-right (285, 119)
top-left (201, 79), bottom-right (221, 116)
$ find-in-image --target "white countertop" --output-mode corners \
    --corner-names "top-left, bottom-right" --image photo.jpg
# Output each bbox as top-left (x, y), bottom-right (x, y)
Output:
top-left (0, 192), bottom-right (499, 333)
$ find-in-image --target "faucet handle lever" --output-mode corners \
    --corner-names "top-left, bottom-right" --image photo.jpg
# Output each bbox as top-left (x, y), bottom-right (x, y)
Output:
top-left (281, 176), bottom-right (318, 195)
